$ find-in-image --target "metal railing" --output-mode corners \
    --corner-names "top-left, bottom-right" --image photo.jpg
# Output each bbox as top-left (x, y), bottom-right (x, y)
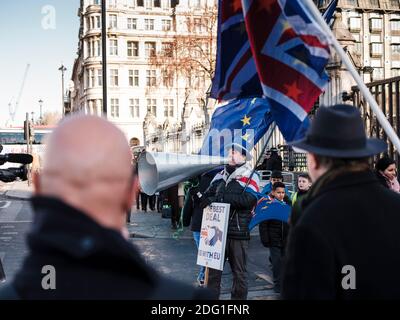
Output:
top-left (352, 76), bottom-right (400, 172)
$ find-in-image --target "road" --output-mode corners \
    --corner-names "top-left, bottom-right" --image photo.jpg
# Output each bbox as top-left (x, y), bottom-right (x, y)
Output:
top-left (0, 196), bottom-right (277, 299)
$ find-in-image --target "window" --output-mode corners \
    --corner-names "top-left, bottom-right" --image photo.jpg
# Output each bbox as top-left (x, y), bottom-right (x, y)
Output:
top-left (370, 18), bottom-right (382, 32)
top-left (390, 0), bottom-right (400, 9)
top-left (145, 19), bottom-right (154, 30)
top-left (109, 14), bottom-right (117, 28)
top-left (392, 44), bottom-right (400, 55)
top-left (96, 16), bottom-right (101, 28)
top-left (86, 70), bottom-right (90, 89)
top-left (86, 17), bottom-right (91, 31)
top-left (145, 0), bottom-right (153, 8)
top-left (154, 0), bottom-right (161, 7)
top-left (110, 39), bottom-right (118, 55)
top-left (391, 20), bottom-right (400, 32)
top-left (109, 0), bottom-right (117, 7)
top-left (110, 69), bottom-right (119, 86)
top-left (372, 67), bottom-right (384, 80)
top-left (194, 18), bottom-right (202, 33)
top-left (162, 0), bottom-right (170, 9)
top-left (127, 18), bottom-right (137, 29)
top-left (97, 69), bottom-right (103, 86)
top-left (97, 99), bottom-right (103, 114)
top-left (127, 41), bottom-right (139, 57)
top-left (193, 72), bottom-right (205, 88)
top-left (130, 99), bottom-right (140, 117)
top-left (391, 68), bottom-right (400, 76)
top-left (162, 42), bottom-right (173, 57)
top-left (147, 99), bottom-right (157, 116)
top-left (96, 39), bottom-right (101, 56)
top-left (87, 40), bottom-right (92, 57)
top-left (146, 70), bottom-right (157, 86)
top-left (129, 70), bottom-right (139, 86)
top-left (368, 0), bottom-right (379, 8)
top-left (162, 19), bottom-right (172, 31)
top-left (162, 69), bottom-right (173, 87)
top-left (111, 99), bottom-right (120, 117)
top-left (90, 68), bottom-right (95, 87)
top-left (370, 42), bottom-right (383, 56)
top-left (93, 0), bottom-right (100, 5)
top-left (355, 42), bottom-right (362, 54)
top-left (163, 99), bottom-right (174, 117)
top-left (137, 0), bottom-right (144, 6)
top-left (349, 17), bottom-right (361, 31)
top-left (88, 99), bottom-right (100, 115)
top-left (193, 0), bottom-right (201, 7)
top-left (145, 41), bottom-right (156, 57)
top-left (91, 17), bottom-right (95, 29)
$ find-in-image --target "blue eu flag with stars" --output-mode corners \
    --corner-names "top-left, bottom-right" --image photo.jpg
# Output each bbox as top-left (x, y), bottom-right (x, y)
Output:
top-left (200, 98), bottom-right (273, 158)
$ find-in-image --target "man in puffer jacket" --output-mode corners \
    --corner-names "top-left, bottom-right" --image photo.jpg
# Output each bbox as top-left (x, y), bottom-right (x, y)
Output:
top-left (199, 143), bottom-right (259, 300)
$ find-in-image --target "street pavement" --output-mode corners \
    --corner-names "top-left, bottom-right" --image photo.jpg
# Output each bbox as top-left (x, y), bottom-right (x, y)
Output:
top-left (0, 181), bottom-right (278, 300)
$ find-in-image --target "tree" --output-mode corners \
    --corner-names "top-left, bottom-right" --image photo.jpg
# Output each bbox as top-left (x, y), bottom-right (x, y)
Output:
top-left (148, 3), bottom-right (218, 121)
top-left (40, 112), bottom-right (62, 126)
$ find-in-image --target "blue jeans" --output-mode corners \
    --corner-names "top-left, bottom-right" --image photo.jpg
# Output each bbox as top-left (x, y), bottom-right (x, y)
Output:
top-left (193, 231), bottom-right (205, 282)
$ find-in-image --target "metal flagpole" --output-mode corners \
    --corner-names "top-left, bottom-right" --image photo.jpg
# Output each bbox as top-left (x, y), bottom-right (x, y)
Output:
top-left (303, 0), bottom-right (400, 155)
top-left (243, 123), bottom-right (277, 191)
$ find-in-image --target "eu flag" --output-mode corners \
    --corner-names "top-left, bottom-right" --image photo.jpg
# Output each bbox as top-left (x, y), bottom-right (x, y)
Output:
top-left (249, 197), bottom-right (291, 230)
top-left (200, 97), bottom-right (273, 158)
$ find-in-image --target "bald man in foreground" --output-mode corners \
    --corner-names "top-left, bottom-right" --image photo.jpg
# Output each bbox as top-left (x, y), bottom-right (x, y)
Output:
top-left (0, 115), bottom-right (211, 300)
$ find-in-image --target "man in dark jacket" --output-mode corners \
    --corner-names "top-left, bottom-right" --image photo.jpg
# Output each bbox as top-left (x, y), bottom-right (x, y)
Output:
top-left (199, 143), bottom-right (259, 300)
top-left (282, 104), bottom-right (400, 299)
top-left (0, 115), bottom-right (211, 300)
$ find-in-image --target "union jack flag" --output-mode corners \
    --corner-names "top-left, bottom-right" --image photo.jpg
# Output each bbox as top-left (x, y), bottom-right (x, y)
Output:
top-left (211, 0), bottom-right (262, 101)
top-left (211, 0), bottom-right (332, 142)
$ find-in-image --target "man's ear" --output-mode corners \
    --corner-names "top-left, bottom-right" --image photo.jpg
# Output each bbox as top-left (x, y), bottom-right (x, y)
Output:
top-left (32, 171), bottom-right (41, 194)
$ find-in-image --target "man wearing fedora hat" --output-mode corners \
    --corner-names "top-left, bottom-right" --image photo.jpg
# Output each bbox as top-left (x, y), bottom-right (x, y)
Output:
top-left (282, 104), bottom-right (400, 299)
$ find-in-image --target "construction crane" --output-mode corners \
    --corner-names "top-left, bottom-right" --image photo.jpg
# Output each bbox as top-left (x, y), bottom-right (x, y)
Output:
top-left (8, 63), bottom-right (30, 125)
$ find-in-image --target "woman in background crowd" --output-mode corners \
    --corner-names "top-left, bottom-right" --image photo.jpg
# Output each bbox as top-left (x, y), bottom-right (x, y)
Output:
top-left (375, 156), bottom-right (400, 193)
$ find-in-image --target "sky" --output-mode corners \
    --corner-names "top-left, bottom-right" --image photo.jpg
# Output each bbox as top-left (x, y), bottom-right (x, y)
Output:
top-left (0, 0), bottom-right (79, 127)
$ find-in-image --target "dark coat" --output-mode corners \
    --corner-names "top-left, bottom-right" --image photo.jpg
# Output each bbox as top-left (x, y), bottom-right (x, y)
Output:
top-left (257, 154), bottom-right (283, 172)
top-left (2, 196), bottom-right (212, 300)
top-left (282, 170), bottom-right (400, 299)
top-left (259, 195), bottom-right (291, 248)
top-left (267, 154), bottom-right (283, 171)
top-left (204, 177), bottom-right (257, 240)
top-left (182, 174), bottom-right (214, 232)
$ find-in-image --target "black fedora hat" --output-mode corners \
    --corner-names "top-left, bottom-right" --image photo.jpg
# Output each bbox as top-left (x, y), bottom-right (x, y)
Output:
top-left (289, 104), bottom-right (387, 158)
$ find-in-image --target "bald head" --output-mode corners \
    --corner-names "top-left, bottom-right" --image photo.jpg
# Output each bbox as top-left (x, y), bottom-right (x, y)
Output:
top-left (34, 115), bottom-right (136, 233)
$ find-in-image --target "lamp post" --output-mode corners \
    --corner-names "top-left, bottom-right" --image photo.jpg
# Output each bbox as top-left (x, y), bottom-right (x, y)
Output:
top-left (58, 64), bottom-right (67, 116)
top-left (38, 99), bottom-right (43, 124)
top-left (101, 0), bottom-right (108, 116)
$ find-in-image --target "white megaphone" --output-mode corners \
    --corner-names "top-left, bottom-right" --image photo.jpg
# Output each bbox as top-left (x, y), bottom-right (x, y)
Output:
top-left (138, 151), bottom-right (229, 195)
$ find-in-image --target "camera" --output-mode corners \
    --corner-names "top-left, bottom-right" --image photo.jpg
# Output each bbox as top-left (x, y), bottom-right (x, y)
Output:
top-left (0, 166), bottom-right (28, 183)
top-left (0, 144), bottom-right (32, 183)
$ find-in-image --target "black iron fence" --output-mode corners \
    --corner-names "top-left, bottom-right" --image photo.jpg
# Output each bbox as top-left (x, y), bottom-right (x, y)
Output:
top-left (352, 76), bottom-right (400, 173)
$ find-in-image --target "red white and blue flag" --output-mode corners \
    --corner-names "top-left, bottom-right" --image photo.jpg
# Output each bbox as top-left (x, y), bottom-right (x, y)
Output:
top-left (211, 0), bottom-right (332, 142)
